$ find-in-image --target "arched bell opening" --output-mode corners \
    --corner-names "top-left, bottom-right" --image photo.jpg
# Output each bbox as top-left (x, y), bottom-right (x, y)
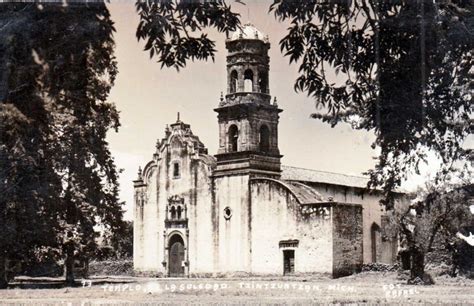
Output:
top-left (259, 125), bottom-right (270, 152)
top-left (229, 70), bottom-right (238, 93)
top-left (258, 70), bottom-right (268, 94)
top-left (244, 69), bottom-right (254, 92)
top-left (228, 124), bottom-right (239, 152)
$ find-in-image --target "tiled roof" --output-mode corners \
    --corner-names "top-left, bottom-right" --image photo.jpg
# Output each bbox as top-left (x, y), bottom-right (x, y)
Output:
top-left (281, 165), bottom-right (370, 189)
top-left (250, 178), bottom-right (324, 204)
top-left (283, 181), bottom-right (324, 204)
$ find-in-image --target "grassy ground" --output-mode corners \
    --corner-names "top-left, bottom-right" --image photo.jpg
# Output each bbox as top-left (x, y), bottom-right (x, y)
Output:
top-left (0, 271), bottom-right (473, 305)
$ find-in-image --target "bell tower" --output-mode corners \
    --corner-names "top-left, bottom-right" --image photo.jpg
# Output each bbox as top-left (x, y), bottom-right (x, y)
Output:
top-left (214, 23), bottom-right (282, 178)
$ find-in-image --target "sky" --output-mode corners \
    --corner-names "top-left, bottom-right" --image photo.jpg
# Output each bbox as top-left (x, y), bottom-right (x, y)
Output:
top-left (104, 1), bottom-right (464, 220)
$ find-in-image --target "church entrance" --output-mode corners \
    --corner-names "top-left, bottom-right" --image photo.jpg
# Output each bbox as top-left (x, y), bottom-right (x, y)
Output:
top-left (168, 234), bottom-right (185, 277)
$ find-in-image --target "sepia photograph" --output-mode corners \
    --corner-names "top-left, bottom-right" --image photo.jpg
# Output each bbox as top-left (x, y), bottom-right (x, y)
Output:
top-left (0, 0), bottom-right (473, 304)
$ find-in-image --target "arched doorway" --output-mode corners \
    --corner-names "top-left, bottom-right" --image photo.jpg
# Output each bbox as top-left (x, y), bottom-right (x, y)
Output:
top-left (371, 223), bottom-right (381, 263)
top-left (168, 234), bottom-right (185, 277)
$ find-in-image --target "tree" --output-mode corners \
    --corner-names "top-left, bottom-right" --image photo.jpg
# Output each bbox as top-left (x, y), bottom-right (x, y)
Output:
top-left (136, 0), bottom-right (473, 282)
top-left (0, 3), bottom-right (62, 288)
top-left (0, 1), bottom-right (124, 287)
top-left (136, 0), bottom-right (240, 70)
top-left (110, 221), bottom-right (133, 260)
top-left (0, 105), bottom-right (60, 287)
top-left (98, 221), bottom-right (133, 260)
top-left (394, 181), bottom-right (474, 283)
top-left (35, 2), bottom-right (124, 285)
top-left (273, 0), bottom-right (472, 206)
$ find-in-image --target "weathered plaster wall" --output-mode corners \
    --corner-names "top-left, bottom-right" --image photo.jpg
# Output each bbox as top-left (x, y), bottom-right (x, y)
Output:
top-left (133, 161), bottom-right (159, 273)
top-left (213, 174), bottom-right (251, 272)
top-left (133, 184), bottom-right (145, 270)
top-left (379, 216), bottom-right (398, 264)
top-left (332, 204), bottom-right (363, 277)
top-left (250, 179), bottom-right (333, 275)
top-left (141, 165), bottom-right (160, 271)
top-left (188, 157), bottom-right (214, 274)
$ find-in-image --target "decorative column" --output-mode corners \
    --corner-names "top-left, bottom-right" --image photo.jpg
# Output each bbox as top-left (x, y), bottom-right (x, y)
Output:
top-left (185, 228), bottom-right (190, 277)
top-left (162, 230), bottom-right (167, 272)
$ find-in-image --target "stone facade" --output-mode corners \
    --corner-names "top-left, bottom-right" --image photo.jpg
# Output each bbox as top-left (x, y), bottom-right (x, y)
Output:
top-left (332, 204), bottom-right (364, 277)
top-left (133, 23), bottom-right (406, 278)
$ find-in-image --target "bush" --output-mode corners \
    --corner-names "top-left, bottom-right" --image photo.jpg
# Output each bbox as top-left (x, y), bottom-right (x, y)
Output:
top-left (88, 260), bottom-right (133, 276)
top-left (361, 263), bottom-right (399, 272)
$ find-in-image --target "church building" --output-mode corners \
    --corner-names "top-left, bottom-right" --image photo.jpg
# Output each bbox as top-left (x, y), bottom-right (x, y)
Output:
top-left (133, 24), bottom-right (405, 278)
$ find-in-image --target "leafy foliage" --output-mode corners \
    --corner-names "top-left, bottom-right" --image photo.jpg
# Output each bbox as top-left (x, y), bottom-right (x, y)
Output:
top-left (0, 3), bottom-right (62, 286)
top-left (270, 0), bottom-right (473, 206)
top-left (389, 174), bottom-right (474, 281)
top-left (136, 0), bottom-right (241, 70)
top-left (98, 221), bottom-right (133, 260)
top-left (0, 1), bottom-right (124, 286)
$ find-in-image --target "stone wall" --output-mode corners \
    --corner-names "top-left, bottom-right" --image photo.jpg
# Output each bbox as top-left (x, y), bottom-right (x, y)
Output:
top-left (331, 204), bottom-right (363, 277)
top-left (304, 182), bottom-right (407, 264)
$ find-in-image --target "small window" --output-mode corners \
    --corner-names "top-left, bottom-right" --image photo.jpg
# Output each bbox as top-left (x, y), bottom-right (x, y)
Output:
top-left (177, 206), bottom-right (182, 220)
top-left (223, 207), bottom-right (232, 220)
top-left (173, 162), bottom-right (180, 178)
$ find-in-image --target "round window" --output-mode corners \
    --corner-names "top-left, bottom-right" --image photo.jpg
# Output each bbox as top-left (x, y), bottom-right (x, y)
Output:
top-left (223, 207), bottom-right (232, 220)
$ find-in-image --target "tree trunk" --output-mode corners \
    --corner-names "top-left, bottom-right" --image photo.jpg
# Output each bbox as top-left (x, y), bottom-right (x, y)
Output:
top-left (65, 242), bottom-right (75, 286)
top-left (64, 187), bottom-right (76, 286)
top-left (410, 246), bottom-right (425, 279)
top-left (83, 257), bottom-right (89, 279)
top-left (0, 253), bottom-right (7, 289)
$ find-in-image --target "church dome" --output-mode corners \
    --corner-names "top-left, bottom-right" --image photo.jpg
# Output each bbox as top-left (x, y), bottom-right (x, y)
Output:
top-left (229, 22), bottom-right (269, 42)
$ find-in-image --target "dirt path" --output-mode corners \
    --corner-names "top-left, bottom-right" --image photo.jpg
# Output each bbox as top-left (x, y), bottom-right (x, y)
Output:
top-left (0, 272), bottom-right (473, 305)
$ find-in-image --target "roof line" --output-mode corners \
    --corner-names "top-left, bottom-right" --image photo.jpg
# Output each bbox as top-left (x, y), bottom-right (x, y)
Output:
top-left (250, 177), bottom-right (305, 204)
top-left (282, 165), bottom-right (368, 180)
